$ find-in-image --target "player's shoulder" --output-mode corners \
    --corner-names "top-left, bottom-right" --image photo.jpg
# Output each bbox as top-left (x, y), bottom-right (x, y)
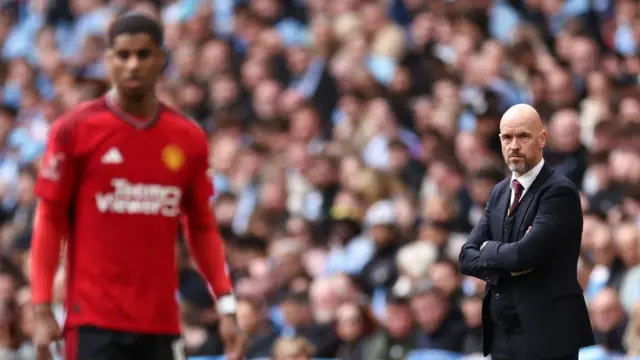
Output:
top-left (49, 98), bottom-right (108, 140)
top-left (54, 97), bottom-right (108, 127)
top-left (160, 103), bottom-right (208, 142)
top-left (64, 97), bottom-right (109, 121)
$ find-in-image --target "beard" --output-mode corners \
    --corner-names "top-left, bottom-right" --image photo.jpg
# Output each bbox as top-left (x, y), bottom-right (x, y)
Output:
top-left (508, 160), bottom-right (528, 175)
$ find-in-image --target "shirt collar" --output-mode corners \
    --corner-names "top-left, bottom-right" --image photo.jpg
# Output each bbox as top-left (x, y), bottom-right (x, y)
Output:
top-left (511, 158), bottom-right (545, 191)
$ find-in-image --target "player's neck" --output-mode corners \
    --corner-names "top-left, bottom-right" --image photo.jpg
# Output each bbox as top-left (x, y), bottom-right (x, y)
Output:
top-left (109, 88), bottom-right (158, 120)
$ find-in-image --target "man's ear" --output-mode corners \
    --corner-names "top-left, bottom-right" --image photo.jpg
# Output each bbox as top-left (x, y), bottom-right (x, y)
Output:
top-left (540, 129), bottom-right (547, 149)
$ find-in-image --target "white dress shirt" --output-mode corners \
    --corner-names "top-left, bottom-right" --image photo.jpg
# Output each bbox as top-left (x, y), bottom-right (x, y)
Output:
top-left (510, 159), bottom-right (545, 207)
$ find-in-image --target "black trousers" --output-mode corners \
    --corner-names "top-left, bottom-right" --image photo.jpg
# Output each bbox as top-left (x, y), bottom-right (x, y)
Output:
top-left (491, 324), bottom-right (578, 360)
top-left (65, 326), bottom-right (184, 360)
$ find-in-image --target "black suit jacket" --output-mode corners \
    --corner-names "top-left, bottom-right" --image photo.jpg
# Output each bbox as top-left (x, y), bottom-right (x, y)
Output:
top-left (459, 163), bottom-right (594, 358)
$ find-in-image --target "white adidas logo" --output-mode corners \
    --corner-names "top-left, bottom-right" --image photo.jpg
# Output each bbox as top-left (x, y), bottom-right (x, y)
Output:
top-left (101, 147), bottom-right (123, 164)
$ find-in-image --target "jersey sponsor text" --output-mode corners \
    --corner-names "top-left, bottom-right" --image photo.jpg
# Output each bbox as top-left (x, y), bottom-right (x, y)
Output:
top-left (95, 178), bottom-right (182, 217)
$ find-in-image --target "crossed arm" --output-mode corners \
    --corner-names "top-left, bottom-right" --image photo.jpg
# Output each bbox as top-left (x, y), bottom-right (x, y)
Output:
top-left (477, 184), bottom-right (581, 273)
top-left (458, 186), bottom-right (502, 285)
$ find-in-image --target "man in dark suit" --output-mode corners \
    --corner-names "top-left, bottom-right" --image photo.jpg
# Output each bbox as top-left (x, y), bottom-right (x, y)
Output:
top-left (459, 104), bottom-right (594, 360)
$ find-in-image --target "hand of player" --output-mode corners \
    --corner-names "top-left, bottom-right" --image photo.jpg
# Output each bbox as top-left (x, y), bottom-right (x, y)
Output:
top-left (219, 314), bottom-right (247, 360)
top-left (32, 305), bottom-right (61, 360)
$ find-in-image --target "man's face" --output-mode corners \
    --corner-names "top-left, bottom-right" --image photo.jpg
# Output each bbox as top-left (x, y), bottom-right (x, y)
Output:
top-left (461, 297), bottom-right (482, 328)
top-left (546, 70), bottom-right (576, 108)
top-left (281, 300), bottom-right (309, 327)
top-left (106, 33), bottom-right (165, 100)
top-left (429, 263), bottom-right (459, 296)
top-left (500, 115), bottom-right (546, 175)
top-left (570, 38), bottom-right (597, 76)
top-left (614, 224), bottom-right (639, 266)
top-left (410, 292), bottom-right (446, 333)
top-left (336, 304), bottom-right (363, 342)
top-left (210, 75), bottom-right (239, 107)
top-left (455, 132), bottom-right (484, 167)
top-left (590, 290), bottom-right (623, 332)
top-left (200, 40), bottom-right (230, 75)
top-left (286, 47), bottom-right (311, 75)
top-left (290, 108), bottom-right (319, 143)
top-left (252, 0), bottom-right (280, 20)
top-left (370, 224), bottom-right (393, 245)
top-left (253, 81), bottom-right (281, 118)
top-left (384, 303), bottom-right (413, 338)
top-left (549, 110), bottom-right (580, 152)
top-left (469, 178), bottom-right (495, 205)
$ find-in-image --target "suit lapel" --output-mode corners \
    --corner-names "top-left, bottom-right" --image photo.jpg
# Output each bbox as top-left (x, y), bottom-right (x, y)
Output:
top-left (514, 164), bottom-right (553, 234)
top-left (496, 182), bottom-right (511, 243)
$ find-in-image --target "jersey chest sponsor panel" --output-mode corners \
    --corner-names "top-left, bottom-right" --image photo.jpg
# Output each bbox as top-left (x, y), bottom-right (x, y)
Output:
top-left (73, 117), bottom-right (191, 222)
top-left (95, 178), bottom-right (182, 217)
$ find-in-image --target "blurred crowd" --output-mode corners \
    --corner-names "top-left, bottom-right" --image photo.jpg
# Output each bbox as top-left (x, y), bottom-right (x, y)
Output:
top-left (0, 0), bottom-right (640, 359)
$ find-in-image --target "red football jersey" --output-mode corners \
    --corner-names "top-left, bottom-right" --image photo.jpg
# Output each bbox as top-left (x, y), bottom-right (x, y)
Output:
top-left (35, 96), bottom-right (214, 334)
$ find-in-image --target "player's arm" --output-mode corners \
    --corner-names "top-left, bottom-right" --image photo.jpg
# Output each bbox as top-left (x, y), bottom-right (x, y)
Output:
top-left (181, 134), bottom-right (236, 316)
top-left (31, 117), bottom-right (77, 309)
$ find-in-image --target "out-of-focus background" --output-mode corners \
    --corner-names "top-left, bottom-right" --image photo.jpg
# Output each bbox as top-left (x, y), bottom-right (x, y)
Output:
top-left (0, 0), bottom-right (639, 359)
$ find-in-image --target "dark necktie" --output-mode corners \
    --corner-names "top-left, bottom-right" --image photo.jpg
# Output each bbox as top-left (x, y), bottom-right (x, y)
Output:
top-left (509, 179), bottom-right (524, 216)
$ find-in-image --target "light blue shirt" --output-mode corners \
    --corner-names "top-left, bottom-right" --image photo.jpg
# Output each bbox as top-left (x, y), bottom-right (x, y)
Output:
top-left (325, 235), bottom-right (375, 275)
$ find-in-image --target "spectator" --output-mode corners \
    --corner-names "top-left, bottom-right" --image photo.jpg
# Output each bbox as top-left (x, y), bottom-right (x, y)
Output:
top-left (590, 288), bottom-right (628, 354)
top-left (624, 303), bottom-right (640, 356)
top-left (409, 281), bottom-right (467, 353)
top-left (278, 290), bottom-right (339, 358)
top-left (272, 336), bottom-right (315, 360)
top-left (334, 302), bottom-right (375, 360)
top-left (236, 297), bottom-right (279, 359)
top-left (362, 291), bottom-right (415, 360)
top-left (460, 294), bottom-right (484, 355)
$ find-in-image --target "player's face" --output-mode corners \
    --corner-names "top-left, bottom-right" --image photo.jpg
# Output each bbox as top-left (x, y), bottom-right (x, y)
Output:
top-left (106, 33), bottom-right (165, 99)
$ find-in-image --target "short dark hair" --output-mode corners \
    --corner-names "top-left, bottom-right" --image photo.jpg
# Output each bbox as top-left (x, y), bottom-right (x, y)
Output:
top-left (107, 13), bottom-right (163, 48)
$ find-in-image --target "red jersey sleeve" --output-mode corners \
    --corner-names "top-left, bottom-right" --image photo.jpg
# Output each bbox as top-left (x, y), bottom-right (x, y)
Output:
top-left (31, 115), bottom-right (78, 305)
top-left (181, 131), bottom-right (234, 303)
top-left (35, 116), bottom-right (79, 204)
top-left (186, 135), bottom-right (215, 204)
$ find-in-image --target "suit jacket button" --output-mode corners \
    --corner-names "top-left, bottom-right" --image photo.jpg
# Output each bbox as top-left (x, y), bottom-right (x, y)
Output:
top-left (495, 293), bottom-right (501, 300)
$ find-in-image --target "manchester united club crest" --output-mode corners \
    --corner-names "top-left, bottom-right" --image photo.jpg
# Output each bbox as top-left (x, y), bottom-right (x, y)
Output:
top-left (162, 144), bottom-right (184, 172)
